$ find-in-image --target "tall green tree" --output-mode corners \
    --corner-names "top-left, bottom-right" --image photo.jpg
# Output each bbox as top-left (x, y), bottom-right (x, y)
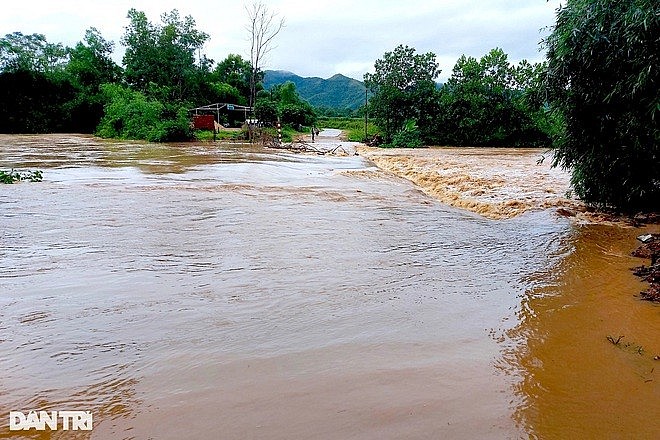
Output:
top-left (511, 60), bottom-right (561, 144)
top-left (546, 0), bottom-right (659, 210)
top-left (66, 28), bottom-right (122, 132)
top-left (437, 48), bottom-right (551, 147)
top-left (212, 54), bottom-right (253, 101)
top-left (255, 81), bottom-right (315, 126)
top-left (438, 54), bottom-right (490, 145)
top-left (0, 32), bottom-right (67, 73)
top-left (121, 8), bottom-right (210, 102)
top-left (364, 44), bottom-right (440, 144)
top-left (0, 32), bottom-right (73, 133)
top-left (67, 28), bottom-right (121, 89)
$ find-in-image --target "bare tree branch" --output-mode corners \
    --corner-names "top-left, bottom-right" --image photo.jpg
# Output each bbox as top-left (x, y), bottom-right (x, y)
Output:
top-left (245, 1), bottom-right (285, 110)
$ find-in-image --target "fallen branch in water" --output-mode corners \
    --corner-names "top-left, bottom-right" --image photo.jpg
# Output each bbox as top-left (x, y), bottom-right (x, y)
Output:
top-left (266, 139), bottom-right (352, 156)
top-left (607, 335), bottom-right (624, 345)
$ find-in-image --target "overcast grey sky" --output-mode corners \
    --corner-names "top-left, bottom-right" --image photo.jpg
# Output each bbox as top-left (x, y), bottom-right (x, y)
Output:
top-left (0, 0), bottom-right (563, 81)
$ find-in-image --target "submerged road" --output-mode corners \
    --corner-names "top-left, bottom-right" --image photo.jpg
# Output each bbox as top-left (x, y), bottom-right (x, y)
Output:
top-left (318, 128), bottom-right (342, 137)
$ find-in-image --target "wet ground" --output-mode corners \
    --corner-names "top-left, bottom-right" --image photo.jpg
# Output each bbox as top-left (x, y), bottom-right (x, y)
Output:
top-left (0, 134), bottom-right (658, 439)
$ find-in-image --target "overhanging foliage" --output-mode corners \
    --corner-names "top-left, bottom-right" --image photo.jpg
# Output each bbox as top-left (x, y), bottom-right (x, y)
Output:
top-left (546, 0), bottom-right (659, 211)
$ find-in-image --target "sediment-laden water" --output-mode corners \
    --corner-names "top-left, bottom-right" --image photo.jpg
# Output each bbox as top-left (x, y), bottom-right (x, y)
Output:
top-left (0, 134), bottom-right (657, 439)
top-left (357, 146), bottom-right (579, 219)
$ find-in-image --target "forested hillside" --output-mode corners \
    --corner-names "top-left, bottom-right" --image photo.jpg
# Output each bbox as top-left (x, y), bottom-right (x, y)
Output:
top-left (263, 70), bottom-right (365, 110)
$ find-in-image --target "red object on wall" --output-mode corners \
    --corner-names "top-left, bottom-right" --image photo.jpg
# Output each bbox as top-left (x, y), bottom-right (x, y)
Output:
top-left (193, 115), bottom-right (215, 130)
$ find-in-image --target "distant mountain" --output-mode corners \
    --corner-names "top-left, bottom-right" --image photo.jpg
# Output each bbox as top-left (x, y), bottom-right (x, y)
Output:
top-left (263, 70), bottom-right (366, 110)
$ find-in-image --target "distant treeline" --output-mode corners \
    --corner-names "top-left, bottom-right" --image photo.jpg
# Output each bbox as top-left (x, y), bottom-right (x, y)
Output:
top-left (0, 9), bottom-right (314, 141)
top-left (0, 9), bottom-right (557, 148)
top-left (0, 8), bottom-right (558, 148)
top-left (363, 45), bottom-right (557, 148)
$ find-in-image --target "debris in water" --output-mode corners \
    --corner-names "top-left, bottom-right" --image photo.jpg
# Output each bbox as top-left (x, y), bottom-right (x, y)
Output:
top-left (556, 207), bottom-right (576, 217)
top-left (637, 234), bottom-right (653, 243)
top-left (631, 233), bottom-right (659, 302)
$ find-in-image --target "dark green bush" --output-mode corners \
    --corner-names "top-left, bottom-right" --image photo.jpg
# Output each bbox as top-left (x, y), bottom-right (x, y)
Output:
top-left (546, 0), bottom-right (659, 211)
top-left (391, 120), bottom-right (422, 148)
top-left (279, 103), bottom-right (315, 127)
top-left (96, 83), bottom-right (192, 142)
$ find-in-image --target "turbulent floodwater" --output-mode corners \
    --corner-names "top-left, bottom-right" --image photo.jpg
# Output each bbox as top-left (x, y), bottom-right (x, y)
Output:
top-left (357, 146), bottom-right (579, 219)
top-left (0, 134), bottom-right (658, 439)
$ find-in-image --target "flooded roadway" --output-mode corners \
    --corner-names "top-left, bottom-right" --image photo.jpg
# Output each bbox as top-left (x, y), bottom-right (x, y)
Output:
top-left (0, 134), bottom-right (658, 439)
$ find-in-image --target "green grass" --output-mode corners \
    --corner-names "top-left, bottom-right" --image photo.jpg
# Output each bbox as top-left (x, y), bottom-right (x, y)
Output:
top-left (195, 126), bottom-right (311, 143)
top-left (316, 117), bottom-right (381, 142)
top-left (263, 126), bottom-right (307, 143)
top-left (193, 129), bottom-right (247, 141)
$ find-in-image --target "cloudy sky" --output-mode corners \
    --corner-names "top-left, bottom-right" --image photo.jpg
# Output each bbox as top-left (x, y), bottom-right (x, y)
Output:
top-left (0, 0), bottom-right (563, 81)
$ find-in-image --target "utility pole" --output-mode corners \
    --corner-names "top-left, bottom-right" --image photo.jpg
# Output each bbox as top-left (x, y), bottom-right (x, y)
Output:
top-left (364, 87), bottom-right (368, 142)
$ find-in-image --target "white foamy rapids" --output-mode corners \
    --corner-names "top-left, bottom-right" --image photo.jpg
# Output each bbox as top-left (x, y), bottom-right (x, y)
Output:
top-left (358, 146), bottom-right (583, 219)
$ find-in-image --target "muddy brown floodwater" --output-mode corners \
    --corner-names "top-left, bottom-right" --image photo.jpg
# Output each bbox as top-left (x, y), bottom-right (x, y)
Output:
top-left (0, 134), bottom-right (658, 439)
top-left (357, 146), bottom-right (580, 220)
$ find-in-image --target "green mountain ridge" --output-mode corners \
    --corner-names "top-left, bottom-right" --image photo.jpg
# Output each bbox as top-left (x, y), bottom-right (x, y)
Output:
top-left (263, 70), bottom-right (366, 110)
